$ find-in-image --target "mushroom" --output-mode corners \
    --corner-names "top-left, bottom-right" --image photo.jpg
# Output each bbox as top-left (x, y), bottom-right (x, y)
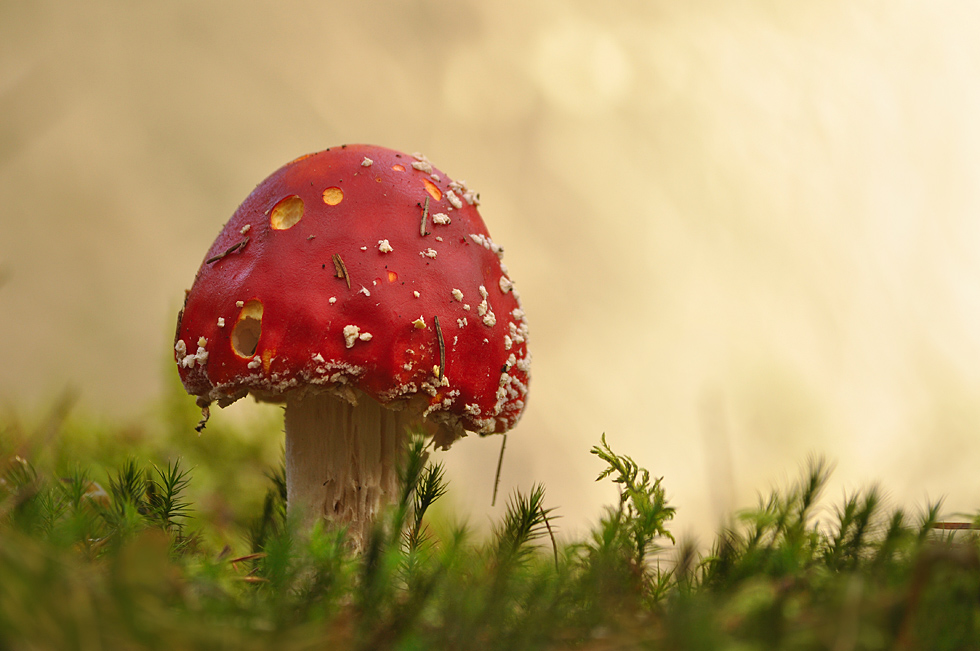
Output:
top-left (174, 145), bottom-right (530, 545)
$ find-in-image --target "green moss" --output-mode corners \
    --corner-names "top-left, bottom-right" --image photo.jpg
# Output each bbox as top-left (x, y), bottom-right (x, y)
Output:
top-left (1, 399), bottom-right (979, 649)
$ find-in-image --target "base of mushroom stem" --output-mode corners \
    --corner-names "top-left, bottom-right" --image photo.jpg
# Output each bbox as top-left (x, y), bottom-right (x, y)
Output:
top-left (283, 389), bottom-right (414, 547)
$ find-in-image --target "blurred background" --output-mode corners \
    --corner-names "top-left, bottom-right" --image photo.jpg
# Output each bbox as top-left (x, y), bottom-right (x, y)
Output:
top-left (4, 0), bottom-right (980, 541)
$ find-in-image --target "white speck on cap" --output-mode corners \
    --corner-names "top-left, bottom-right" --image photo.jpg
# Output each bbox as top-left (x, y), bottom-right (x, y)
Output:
top-left (446, 190), bottom-right (463, 209)
top-left (343, 325), bottom-right (361, 348)
top-left (516, 355), bottom-right (531, 373)
top-left (477, 286), bottom-right (495, 325)
top-left (469, 233), bottom-right (504, 260)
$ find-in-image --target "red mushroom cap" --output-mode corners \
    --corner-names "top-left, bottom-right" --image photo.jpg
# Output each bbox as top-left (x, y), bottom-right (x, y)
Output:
top-left (174, 145), bottom-right (530, 439)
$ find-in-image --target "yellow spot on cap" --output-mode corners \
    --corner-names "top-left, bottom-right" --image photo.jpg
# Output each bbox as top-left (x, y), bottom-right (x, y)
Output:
top-left (423, 178), bottom-right (442, 202)
top-left (392, 164), bottom-right (405, 172)
top-left (322, 187), bottom-right (344, 206)
top-left (231, 299), bottom-right (263, 358)
top-left (270, 195), bottom-right (304, 230)
top-left (387, 270), bottom-right (398, 283)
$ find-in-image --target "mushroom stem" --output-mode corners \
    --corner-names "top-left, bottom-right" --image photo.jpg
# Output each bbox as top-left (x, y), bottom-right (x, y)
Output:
top-left (284, 389), bottom-right (409, 547)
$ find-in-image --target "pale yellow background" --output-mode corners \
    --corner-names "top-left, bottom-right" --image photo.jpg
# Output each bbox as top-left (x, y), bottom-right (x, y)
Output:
top-left (4, 1), bottom-right (980, 540)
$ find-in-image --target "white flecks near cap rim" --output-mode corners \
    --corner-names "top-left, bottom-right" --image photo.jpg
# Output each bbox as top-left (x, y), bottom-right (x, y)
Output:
top-left (449, 179), bottom-right (480, 206)
top-left (445, 190), bottom-right (463, 209)
top-left (468, 233), bottom-right (504, 260)
top-left (508, 320), bottom-right (529, 347)
top-left (477, 285), bottom-right (496, 327)
top-left (515, 353), bottom-right (532, 373)
top-left (420, 248), bottom-right (437, 259)
top-left (492, 364), bottom-right (529, 421)
top-left (178, 337), bottom-right (209, 369)
top-left (378, 239), bottom-right (393, 253)
top-left (452, 288), bottom-right (464, 302)
top-left (432, 212), bottom-right (450, 225)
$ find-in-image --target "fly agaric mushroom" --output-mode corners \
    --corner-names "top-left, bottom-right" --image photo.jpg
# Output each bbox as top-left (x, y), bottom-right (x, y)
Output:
top-left (174, 145), bottom-right (530, 544)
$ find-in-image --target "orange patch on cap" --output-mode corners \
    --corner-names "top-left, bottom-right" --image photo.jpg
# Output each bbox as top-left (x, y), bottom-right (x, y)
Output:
top-left (422, 178), bottom-right (442, 202)
top-left (322, 187), bottom-right (344, 205)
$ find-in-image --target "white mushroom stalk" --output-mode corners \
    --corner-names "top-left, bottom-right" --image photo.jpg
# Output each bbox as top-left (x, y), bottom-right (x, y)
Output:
top-left (284, 389), bottom-right (413, 544)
